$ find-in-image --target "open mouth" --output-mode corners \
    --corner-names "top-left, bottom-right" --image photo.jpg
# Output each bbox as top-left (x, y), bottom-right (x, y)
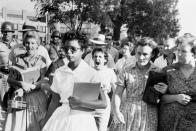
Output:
top-left (95, 61), bottom-right (100, 65)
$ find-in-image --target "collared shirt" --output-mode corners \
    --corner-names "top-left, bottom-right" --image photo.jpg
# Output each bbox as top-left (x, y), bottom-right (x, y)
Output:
top-left (153, 51), bottom-right (178, 69)
top-left (51, 60), bottom-right (100, 103)
top-left (37, 45), bottom-right (52, 68)
top-left (0, 39), bottom-right (19, 49)
top-left (116, 55), bottom-right (136, 74)
top-left (45, 43), bottom-right (61, 62)
top-left (107, 46), bottom-right (119, 63)
top-left (117, 62), bottom-right (160, 100)
top-left (0, 39), bottom-right (19, 67)
top-left (10, 44), bottom-right (52, 68)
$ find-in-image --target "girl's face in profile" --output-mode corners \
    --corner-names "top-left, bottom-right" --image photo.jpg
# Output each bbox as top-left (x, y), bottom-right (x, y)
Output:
top-left (24, 37), bottom-right (39, 55)
top-left (93, 51), bottom-right (106, 70)
top-left (122, 45), bottom-right (130, 56)
top-left (135, 45), bottom-right (153, 67)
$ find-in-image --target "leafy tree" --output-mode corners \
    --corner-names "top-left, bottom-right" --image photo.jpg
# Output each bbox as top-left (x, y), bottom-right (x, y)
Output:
top-left (126, 0), bottom-right (180, 41)
top-left (31, 0), bottom-right (106, 31)
top-left (101, 0), bottom-right (132, 40)
top-left (32, 0), bottom-right (180, 42)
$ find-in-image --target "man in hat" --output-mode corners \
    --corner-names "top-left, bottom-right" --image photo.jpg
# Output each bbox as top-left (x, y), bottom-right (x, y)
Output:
top-left (153, 38), bottom-right (178, 69)
top-left (84, 34), bottom-right (116, 69)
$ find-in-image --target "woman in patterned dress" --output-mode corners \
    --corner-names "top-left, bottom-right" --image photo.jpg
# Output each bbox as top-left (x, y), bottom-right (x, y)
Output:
top-left (4, 33), bottom-right (48, 131)
top-left (159, 35), bottom-right (196, 131)
top-left (110, 37), bottom-right (168, 131)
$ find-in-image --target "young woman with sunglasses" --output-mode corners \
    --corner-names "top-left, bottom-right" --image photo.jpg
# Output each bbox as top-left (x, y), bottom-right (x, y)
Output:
top-left (42, 31), bottom-right (106, 131)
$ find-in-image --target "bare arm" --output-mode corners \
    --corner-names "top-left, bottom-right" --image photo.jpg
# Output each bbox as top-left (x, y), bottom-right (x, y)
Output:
top-left (113, 85), bottom-right (124, 113)
top-left (7, 77), bottom-right (35, 92)
top-left (161, 94), bottom-right (191, 105)
top-left (112, 85), bottom-right (125, 123)
top-left (161, 94), bottom-right (178, 104)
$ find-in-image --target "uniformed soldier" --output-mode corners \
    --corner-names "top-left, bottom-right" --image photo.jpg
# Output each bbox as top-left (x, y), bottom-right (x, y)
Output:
top-left (45, 30), bottom-right (64, 62)
top-left (0, 21), bottom-right (19, 70)
top-left (0, 22), bottom-right (18, 124)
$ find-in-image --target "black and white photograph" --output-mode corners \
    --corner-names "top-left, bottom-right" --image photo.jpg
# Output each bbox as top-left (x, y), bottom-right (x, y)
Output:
top-left (0, 0), bottom-right (196, 131)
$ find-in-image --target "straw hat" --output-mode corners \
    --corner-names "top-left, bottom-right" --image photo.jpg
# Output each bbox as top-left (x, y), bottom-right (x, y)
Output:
top-left (89, 34), bottom-right (107, 45)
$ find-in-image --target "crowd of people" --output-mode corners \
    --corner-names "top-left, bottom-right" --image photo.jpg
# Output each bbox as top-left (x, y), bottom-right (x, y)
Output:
top-left (0, 21), bottom-right (196, 131)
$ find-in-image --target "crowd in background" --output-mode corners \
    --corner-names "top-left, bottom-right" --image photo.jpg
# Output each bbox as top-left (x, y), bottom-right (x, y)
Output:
top-left (0, 21), bottom-right (196, 131)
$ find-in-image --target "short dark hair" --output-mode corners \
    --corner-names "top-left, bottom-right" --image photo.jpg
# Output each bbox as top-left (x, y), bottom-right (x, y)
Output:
top-left (136, 37), bottom-right (157, 61)
top-left (62, 31), bottom-right (88, 50)
top-left (136, 37), bottom-right (157, 49)
top-left (120, 38), bottom-right (134, 48)
top-left (92, 48), bottom-right (109, 65)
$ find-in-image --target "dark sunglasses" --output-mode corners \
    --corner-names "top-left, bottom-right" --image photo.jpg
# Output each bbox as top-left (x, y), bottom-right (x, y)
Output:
top-left (62, 46), bottom-right (81, 53)
top-left (52, 36), bottom-right (61, 39)
top-left (106, 38), bottom-right (112, 41)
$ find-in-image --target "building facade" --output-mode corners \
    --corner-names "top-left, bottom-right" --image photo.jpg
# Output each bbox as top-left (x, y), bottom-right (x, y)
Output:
top-left (0, 7), bottom-right (99, 44)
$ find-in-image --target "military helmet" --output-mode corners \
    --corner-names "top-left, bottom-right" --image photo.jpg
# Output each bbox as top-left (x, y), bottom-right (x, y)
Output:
top-left (51, 30), bottom-right (61, 38)
top-left (1, 21), bottom-right (14, 32)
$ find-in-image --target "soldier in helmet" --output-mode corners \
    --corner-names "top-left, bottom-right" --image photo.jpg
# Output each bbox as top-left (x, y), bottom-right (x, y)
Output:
top-left (0, 21), bottom-right (21, 73)
top-left (0, 22), bottom-right (19, 68)
top-left (0, 21), bottom-right (18, 48)
top-left (45, 30), bottom-right (64, 62)
top-left (0, 22), bottom-right (19, 112)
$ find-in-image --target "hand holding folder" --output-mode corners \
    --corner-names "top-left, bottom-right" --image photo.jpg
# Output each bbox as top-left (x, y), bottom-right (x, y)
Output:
top-left (73, 82), bottom-right (101, 101)
top-left (71, 82), bottom-right (101, 111)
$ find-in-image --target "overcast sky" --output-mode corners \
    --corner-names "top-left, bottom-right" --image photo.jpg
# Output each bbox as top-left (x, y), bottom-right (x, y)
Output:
top-left (1, 0), bottom-right (35, 12)
top-left (0, 0), bottom-right (196, 36)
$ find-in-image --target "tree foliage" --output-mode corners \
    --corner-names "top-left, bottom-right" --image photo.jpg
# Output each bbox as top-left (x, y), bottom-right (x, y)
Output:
top-left (31, 0), bottom-right (180, 41)
top-left (126, 0), bottom-right (180, 40)
top-left (31, 0), bottom-right (106, 31)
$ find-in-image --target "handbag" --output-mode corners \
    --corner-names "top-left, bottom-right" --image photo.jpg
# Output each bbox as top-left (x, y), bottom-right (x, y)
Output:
top-left (142, 71), bottom-right (167, 105)
top-left (7, 90), bottom-right (27, 110)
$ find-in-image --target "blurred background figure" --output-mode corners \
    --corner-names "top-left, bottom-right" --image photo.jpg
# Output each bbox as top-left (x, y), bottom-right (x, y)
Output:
top-left (45, 30), bottom-right (63, 62)
top-left (154, 38), bottom-right (178, 69)
top-left (0, 21), bottom-right (19, 69)
top-left (0, 21), bottom-right (18, 130)
top-left (116, 38), bottom-right (136, 75)
top-left (105, 33), bottom-right (119, 63)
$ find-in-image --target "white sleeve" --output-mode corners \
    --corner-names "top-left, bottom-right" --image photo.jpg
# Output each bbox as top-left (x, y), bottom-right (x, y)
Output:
top-left (50, 71), bottom-right (59, 94)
